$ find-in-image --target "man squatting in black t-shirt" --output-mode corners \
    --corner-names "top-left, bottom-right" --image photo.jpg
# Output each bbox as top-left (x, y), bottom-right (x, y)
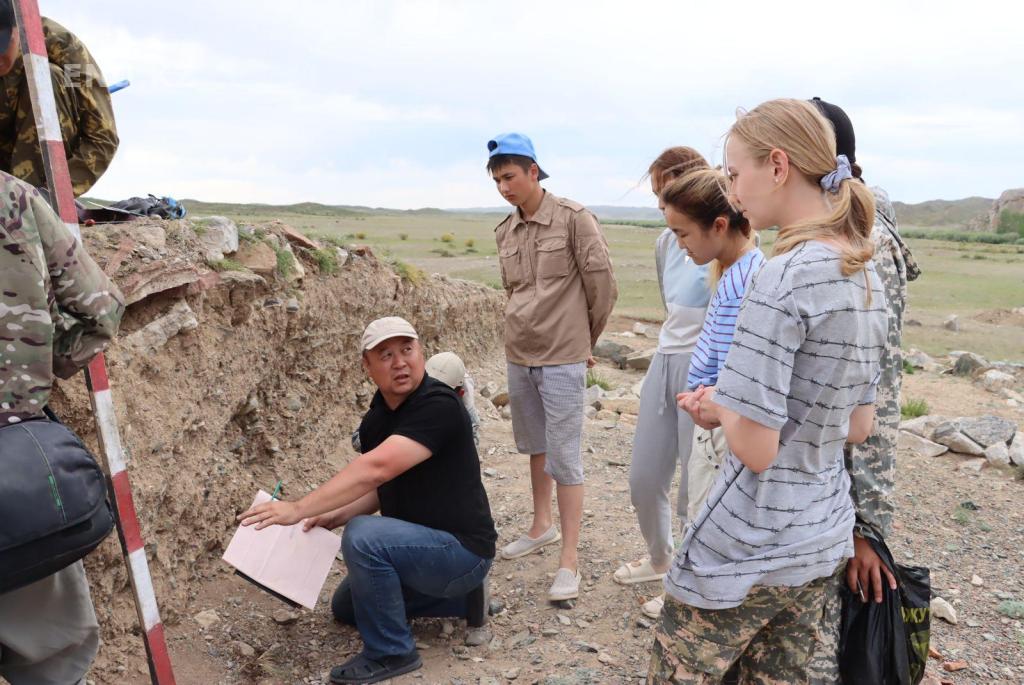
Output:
top-left (240, 316), bottom-right (498, 685)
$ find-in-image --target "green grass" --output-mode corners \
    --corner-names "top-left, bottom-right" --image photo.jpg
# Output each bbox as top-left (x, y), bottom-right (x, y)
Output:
top-left (272, 244), bottom-right (296, 278)
top-left (207, 257), bottom-right (246, 272)
top-left (313, 248), bottom-right (338, 275)
top-left (952, 504), bottom-right (973, 526)
top-left (200, 206), bottom-right (1023, 362)
top-left (391, 259), bottom-right (424, 285)
top-left (902, 359), bottom-right (916, 375)
top-left (586, 369), bottom-right (612, 391)
top-left (997, 601), bottom-right (1024, 619)
top-left (996, 210), bottom-right (1024, 237)
top-left (901, 398), bottom-right (930, 419)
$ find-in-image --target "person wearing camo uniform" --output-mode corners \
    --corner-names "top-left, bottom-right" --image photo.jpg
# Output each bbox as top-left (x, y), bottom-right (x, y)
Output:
top-left (0, 171), bottom-right (124, 683)
top-left (806, 98), bottom-right (921, 684)
top-left (0, 1), bottom-right (119, 197)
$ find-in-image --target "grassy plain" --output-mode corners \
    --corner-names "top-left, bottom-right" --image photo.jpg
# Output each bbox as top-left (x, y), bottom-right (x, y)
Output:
top-left (197, 203), bottom-right (1024, 362)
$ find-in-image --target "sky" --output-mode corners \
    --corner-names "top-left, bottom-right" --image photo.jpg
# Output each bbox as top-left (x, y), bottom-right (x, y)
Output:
top-left (46, 0), bottom-right (1024, 210)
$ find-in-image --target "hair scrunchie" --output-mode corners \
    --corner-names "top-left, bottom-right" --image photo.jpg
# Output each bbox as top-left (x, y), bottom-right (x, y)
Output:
top-left (819, 154), bottom-right (852, 193)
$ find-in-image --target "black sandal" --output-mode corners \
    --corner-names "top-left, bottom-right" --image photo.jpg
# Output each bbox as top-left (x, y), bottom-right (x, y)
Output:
top-left (329, 651), bottom-right (422, 684)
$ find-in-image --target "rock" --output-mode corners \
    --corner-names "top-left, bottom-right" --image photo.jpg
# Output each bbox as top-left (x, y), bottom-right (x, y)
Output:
top-left (465, 627), bottom-right (492, 647)
top-left (541, 628), bottom-right (560, 637)
top-left (237, 241), bottom-right (278, 277)
top-left (632, 322), bottom-right (650, 337)
top-left (942, 315), bottom-right (959, 332)
top-left (618, 413), bottom-right (638, 426)
top-left (122, 301), bottom-right (199, 357)
top-left (575, 641), bottom-right (600, 653)
top-left (942, 659), bottom-right (969, 673)
top-left (483, 468), bottom-right (499, 478)
top-left (595, 409), bottom-right (618, 422)
top-left (286, 298), bottom-right (300, 313)
top-left (900, 415), bottom-right (948, 440)
top-left (503, 667), bottom-right (520, 681)
top-left (597, 419), bottom-right (618, 430)
top-left (334, 247), bottom-right (350, 267)
top-left (500, 406), bottom-right (512, 420)
top-left (557, 613), bottom-right (572, 626)
top-left (584, 384), bottom-right (604, 407)
top-left (979, 369), bottom-right (1016, 393)
top-left (480, 382), bottom-right (498, 398)
top-left (1009, 432), bottom-right (1024, 466)
top-left (279, 242), bottom-right (305, 283)
top-left (636, 617), bottom-right (653, 629)
top-left (583, 406), bottom-right (598, 420)
top-left (488, 599), bottom-right (505, 616)
top-left (597, 652), bottom-right (617, 665)
top-left (983, 442), bottom-right (1010, 467)
top-left (904, 349), bottom-right (935, 369)
top-left (931, 597), bottom-right (957, 624)
top-left (280, 224), bottom-right (319, 250)
top-left (193, 609), bottom-right (220, 629)
top-left (932, 422), bottom-right (985, 456)
top-left (1001, 388), bottom-right (1024, 402)
top-left (625, 349), bottom-right (654, 371)
top-left (986, 187), bottom-right (1024, 231)
top-left (195, 216), bottom-right (239, 262)
top-left (958, 457), bottom-right (987, 472)
top-left (953, 352), bottom-right (988, 376)
top-left (898, 431), bottom-right (948, 458)
top-left (592, 339), bottom-right (634, 368)
top-left (970, 574), bottom-right (984, 586)
top-left (490, 390), bottom-right (510, 408)
top-left (119, 259), bottom-right (200, 305)
top-left (231, 641), bottom-right (256, 658)
top-left (959, 415), bottom-right (1017, 447)
top-left (600, 397), bottom-right (640, 414)
top-left (272, 608), bottom-right (300, 625)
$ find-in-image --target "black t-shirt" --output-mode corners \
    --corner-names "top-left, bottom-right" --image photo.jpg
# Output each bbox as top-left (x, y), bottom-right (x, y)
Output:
top-left (358, 375), bottom-right (497, 559)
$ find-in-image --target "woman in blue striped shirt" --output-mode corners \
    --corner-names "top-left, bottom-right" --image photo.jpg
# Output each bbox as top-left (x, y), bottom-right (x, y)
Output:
top-left (661, 169), bottom-right (765, 535)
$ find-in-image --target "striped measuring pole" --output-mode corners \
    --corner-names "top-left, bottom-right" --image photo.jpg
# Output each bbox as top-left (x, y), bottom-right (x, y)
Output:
top-left (11, 2), bottom-right (177, 683)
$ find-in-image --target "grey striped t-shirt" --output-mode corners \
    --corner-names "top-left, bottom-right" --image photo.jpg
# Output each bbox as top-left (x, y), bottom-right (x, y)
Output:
top-left (666, 241), bottom-right (887, 609)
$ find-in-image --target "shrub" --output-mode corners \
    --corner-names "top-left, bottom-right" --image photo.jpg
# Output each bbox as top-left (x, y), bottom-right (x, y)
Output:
top-left (996, 210), bottom-right (1024, 237)
top-left (997, 601), bottom-right (1024, 619)
top-left (399, 233), bottom-right (409, 241)
top-left (440, 232), bottom-right (455, 243)
top-left (391, 259), bottom-right (423, 285)
top-left (586, 369), bottom-right (612, 391)
top-left (464, 238), bottom-right (475, 248)
top-left (207, 258), bottom-right (245, 272)
top-left (431, 248), bottom-right (455, 258)
top-left (313, 248), bottom-right (338, 275)
top-left (273, 245), bottom-right (296, 278)
top-left (355, 232), bottom-right (367, 240)
top-left (900, 398), bottom-right (929, 419)
top-left (901, 229), bottom-right (1020, 244)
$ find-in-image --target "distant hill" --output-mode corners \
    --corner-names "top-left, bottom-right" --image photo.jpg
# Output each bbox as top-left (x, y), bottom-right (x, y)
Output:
top-left (892, 196), bottom-right (992, 229)
top-left (78, 196), bottom-right (993, 231)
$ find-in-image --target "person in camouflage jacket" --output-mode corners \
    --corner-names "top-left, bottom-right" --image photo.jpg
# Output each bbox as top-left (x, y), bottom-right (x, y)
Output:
top-left (807, 99), bottom-right (921, 684)
top-left (0, 171), bottom-right (124, 684)
top-left (0, 3), bottom-right (119, 197)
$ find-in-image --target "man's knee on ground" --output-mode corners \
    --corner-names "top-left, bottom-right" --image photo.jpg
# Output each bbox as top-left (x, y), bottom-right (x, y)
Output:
top-left (331, 579), bottom-right (357, 625)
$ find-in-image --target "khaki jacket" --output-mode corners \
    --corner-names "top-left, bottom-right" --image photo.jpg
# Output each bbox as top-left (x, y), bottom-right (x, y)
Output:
top-left (494, 191), bottom-right (617, 366)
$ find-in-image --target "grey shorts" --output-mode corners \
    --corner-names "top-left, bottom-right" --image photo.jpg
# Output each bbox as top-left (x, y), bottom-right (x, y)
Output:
top-left (507, 361), bottom-right (586, 485)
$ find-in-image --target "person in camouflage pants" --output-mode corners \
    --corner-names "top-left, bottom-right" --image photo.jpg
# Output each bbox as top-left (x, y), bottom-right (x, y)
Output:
top-left (0, 2), bottom-right (119, 197)
top-left (0, 171), bottom-right (124, 684)
top-left (806, 100), bottom-right (921, 684)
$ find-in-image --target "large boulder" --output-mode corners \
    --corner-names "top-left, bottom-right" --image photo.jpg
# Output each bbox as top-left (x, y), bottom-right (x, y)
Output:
top-left (593, 339), bottom-right (634, 368)
top-left (237, 241), bottom-right (277, 277)
top-left (1009, 432), bottom-right (1024, 466)
top-left (625, 349), bottom-right (654, 371)
top-left (195, 216), bottom-right (240, 262)
top-left (980, 369), bottom-right (1016, 393)
top-left (988, 188), bottom-right (1024, 231)
top-left (898, 431), bottom-right (948, 458)
top-left (932, 421), bottom-right (985, 456)
top-left (958, 415), bottom-right (1017, 448)
top-left (899, 415), bottom-right (949, 441)
top-left (953, 352), bottom-right (988, 377)
top-left (983, 442), bottom-right (1011, 468)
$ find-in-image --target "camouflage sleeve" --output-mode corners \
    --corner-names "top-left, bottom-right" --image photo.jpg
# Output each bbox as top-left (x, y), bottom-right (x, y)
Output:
top-left (47, 19), bottom-right (119, 195)
top-left (846, 226), bottom-right (906, 541)
top-left (30, 191), bottom-right (125, 378)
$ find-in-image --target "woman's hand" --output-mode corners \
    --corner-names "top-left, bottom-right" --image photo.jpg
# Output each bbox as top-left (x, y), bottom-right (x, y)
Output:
top-left (846, 535), bottom-right (897, 603)
top-left (237, 500), bottom-right (304, 530)
top-left (677, 385), bottom-right (721, 430)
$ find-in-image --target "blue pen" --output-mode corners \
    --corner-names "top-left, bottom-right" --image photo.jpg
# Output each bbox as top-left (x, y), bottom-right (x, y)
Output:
top-left (108, 79), bottom-right (130, 94)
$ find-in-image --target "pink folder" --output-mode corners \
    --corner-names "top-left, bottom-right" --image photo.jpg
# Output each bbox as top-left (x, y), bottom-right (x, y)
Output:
top-left (222, 490), bottom-right (341, 609)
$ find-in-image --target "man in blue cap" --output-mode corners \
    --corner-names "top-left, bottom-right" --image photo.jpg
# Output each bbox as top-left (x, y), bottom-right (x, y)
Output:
top-left (487, 132), bottom-right (617, 602)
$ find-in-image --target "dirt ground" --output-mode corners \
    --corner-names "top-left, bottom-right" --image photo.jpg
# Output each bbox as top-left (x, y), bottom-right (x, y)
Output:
top-left (75, 319), bottom-right (1024, 685)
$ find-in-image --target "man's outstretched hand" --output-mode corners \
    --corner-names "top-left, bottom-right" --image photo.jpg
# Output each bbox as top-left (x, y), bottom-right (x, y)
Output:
top-left (238, 499), bottom-right (304, 530)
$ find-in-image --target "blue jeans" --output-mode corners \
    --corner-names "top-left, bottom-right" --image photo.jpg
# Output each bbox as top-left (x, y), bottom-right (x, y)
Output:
top-left (333, 515), bottom-right (492, 659)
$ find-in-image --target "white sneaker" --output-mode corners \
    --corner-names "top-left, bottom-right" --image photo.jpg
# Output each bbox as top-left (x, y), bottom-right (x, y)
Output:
top-left (642, 593), bottom-right (665, 619)
top-left (548, 567), bottom-right (582, 601)
top-left (500, 525), bottom-right (561, 559)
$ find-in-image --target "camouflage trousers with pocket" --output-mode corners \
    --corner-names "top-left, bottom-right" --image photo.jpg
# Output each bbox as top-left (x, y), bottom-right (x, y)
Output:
top-left (648, 565), bottom-right (843, 684)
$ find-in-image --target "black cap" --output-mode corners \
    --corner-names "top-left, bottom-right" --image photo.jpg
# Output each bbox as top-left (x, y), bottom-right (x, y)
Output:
top-left (0, 0), bottom-right (13, 54)
top-left (810, 97), bottom-right (856, 164)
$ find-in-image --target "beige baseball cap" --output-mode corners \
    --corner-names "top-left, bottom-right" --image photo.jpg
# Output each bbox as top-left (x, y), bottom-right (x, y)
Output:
top-left (425, 351), bottom-right (466, 389)
top-left (360, 316), bottom-right (418, 351)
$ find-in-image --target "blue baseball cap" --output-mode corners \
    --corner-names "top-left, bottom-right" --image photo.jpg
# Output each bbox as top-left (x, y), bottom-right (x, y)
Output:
top-left (487, 132), bottom-right (549, 180)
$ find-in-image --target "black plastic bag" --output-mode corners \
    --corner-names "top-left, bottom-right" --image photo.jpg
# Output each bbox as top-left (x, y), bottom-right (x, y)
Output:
top-left (838, 535), bottom-right (930, 685)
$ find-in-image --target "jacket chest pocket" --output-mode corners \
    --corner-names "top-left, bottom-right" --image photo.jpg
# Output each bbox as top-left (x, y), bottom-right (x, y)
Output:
top-left (499, 243), bottom-right (528, 288)
top-left (535, 236), bottom-right (570, 279)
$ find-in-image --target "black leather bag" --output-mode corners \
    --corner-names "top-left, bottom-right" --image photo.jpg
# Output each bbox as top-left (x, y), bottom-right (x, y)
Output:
top-left (0, 414), bottom-right (113, 594)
